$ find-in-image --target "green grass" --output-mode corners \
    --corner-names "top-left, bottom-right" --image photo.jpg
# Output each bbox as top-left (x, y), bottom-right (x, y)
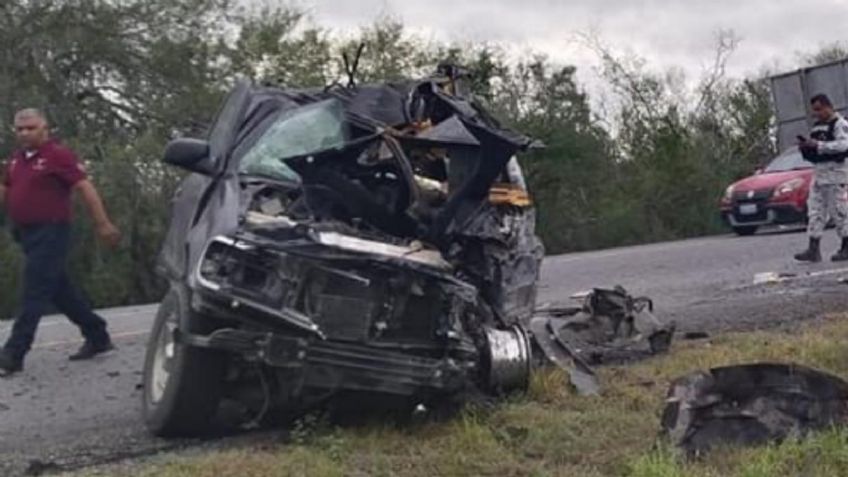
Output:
top-left (109, 316), bottom-right (848, 477)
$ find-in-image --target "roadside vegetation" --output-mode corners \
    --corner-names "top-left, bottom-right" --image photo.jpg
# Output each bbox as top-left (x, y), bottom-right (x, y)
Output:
top-left (0, 3), bottom-right (845, 315)
top-left (89, 315), bottom-right (848, 477)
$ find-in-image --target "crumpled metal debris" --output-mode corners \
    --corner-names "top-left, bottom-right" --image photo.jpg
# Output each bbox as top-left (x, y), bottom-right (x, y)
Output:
top-left (530, 286), bottom-right (675, 395)
top-left (536, 286), bottom-right (676, 364)
top-left (528, 315), bottom-right (600, 396)
top-left (661, 363), bottom-right (848, 455)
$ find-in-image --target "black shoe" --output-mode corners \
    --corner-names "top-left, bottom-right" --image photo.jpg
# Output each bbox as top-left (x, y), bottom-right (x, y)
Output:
top-left (0, 350), bottom-right (23, 376)
top-left (795, 237), bottom-right (822, 263)
top-left (833, 238), bottom-right (848, 262)
top-left (68, 340), bottom-right (115, 361)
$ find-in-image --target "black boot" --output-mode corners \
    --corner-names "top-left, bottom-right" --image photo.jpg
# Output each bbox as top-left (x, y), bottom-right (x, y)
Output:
top-left (795, 237), bottom-right (822, 263)
top-left (833, 238), bottom-right (848, 262)
top-left (0, 349), bottom-right (23, 377)
top-left (68, 339), bottom-right (115, 361)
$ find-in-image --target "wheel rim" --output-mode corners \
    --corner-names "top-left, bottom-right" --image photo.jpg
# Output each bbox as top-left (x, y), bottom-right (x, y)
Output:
top-left (149, 307), bottom-right (178, 405)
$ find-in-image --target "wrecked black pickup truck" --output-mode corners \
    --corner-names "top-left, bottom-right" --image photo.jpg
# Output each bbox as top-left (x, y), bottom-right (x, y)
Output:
top-left (141, 66), bottom-right (545, 436)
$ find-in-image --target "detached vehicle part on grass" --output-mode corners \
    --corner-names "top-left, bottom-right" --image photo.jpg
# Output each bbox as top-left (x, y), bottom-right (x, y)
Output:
top-left (142, 69), bottom-right (544, 436)
top-left (530, 286), bottom-right (675, 396)
top-left (661, 363), bottom-right (848, 456)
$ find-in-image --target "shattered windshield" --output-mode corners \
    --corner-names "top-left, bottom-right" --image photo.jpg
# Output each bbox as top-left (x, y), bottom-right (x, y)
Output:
top-left (239, 99), bottom-right (348, 182)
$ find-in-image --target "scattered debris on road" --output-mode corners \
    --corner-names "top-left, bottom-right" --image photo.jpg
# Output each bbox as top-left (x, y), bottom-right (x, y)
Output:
top-left (531, 286), bottom-right (675, 394)
top-left (533, 286), bottom-right (676, 365)
top-left (661, 363), bottom-right (848, 455)
top-left (753, 271), bottom-right (795, 285)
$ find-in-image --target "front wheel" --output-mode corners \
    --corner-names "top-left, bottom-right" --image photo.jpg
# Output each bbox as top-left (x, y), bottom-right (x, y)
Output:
top-left (733, 226), bottom-right (758, 236)
top-left (142, 286), bottom-right (225, 437)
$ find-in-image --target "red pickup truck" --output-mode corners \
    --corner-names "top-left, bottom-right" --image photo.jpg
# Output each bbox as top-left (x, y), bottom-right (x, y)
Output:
top-left (720, 147), bottom-right (813, 236)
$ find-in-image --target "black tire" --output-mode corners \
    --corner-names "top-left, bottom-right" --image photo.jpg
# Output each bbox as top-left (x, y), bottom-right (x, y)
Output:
top-left (733, 226), bottom-right (758, 236)
top-left (142, 286), bottom-right (225, 437)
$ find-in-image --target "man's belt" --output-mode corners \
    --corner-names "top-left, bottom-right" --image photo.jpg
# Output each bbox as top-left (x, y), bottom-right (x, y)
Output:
top-left (817, 156), bottom-right (847, 164)
top-left (802, 147), bottom-right (847, 164)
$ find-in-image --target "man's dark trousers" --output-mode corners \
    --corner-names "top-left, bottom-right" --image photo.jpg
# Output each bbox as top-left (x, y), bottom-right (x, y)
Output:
top-left (3, 223), bottom-right (109, 362)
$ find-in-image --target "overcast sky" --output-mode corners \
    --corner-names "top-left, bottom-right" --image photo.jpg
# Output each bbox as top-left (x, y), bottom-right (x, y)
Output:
top-left (289, 0), bottom-right (848, 90)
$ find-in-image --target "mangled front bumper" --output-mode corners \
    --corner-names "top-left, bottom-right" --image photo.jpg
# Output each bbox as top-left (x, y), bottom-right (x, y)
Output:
top-left (177, 327), bottom-right (469, 395)
top-left (185, 226), bottom-right (533, 397)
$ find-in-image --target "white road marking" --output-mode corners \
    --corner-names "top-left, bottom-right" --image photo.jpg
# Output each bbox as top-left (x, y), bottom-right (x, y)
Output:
top-left (32, 329), bottom-right (150, 350)
top-left (0, 305), bottom-right (157, 334)
top-left (804, 266), bottom-right (848, 279)
top-left (753, 266), bottom-right (848, 285)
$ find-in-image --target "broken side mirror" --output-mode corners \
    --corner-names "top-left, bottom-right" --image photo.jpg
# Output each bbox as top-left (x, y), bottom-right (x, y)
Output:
top-left (163, 138), bottom-right (214, 175)
top-left (753, 167), bottom-right (764, 175)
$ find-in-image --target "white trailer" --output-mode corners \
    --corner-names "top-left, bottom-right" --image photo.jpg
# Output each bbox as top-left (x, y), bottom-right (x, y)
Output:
top-left (770, 58), bottom-right (848, 150)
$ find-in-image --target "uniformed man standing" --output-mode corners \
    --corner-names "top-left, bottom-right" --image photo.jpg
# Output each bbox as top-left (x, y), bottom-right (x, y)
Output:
top-left (795, 94), bottom-right (848, 263)
top-left (0, 109), bottom-right (121, 376)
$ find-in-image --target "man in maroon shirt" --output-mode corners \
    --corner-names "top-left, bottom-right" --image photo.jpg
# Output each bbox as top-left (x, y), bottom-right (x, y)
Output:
top-left (0, 109), bottom-right (121, 375)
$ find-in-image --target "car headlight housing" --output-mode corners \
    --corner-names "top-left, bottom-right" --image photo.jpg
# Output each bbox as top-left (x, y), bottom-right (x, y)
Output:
top-left (723, 185), bottom-right (735, 202)
top-left (773, 178), bottom-right (804, 198)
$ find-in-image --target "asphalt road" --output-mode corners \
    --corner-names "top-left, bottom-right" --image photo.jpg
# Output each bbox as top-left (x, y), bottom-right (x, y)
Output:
top-left (539, 227), bottom-right (848, 332)
top-left (4, 228), bottom-right (848, 475)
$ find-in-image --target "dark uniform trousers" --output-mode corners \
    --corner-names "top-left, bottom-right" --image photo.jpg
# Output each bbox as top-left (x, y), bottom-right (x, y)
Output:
top-left (3, 223), bottom-right (109, 361)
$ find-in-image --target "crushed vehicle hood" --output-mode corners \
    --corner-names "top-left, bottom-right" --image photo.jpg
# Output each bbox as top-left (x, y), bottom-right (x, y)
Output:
top-left (159, 69), bottom-right (545, 286)
top-left (230, 73), bottom-right (541, 244)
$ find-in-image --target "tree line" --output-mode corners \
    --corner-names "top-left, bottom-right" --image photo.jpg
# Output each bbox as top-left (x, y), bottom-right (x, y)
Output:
top-left (0, 1), bottom-right (835, 316)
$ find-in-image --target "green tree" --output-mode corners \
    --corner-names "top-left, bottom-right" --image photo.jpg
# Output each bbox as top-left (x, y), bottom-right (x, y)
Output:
top-left (337, 17), bottom-right (438, 84)
top-left (225, 6), bottom-right (332, 87)
top-left (0, 0), bottom-right (238, 317)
